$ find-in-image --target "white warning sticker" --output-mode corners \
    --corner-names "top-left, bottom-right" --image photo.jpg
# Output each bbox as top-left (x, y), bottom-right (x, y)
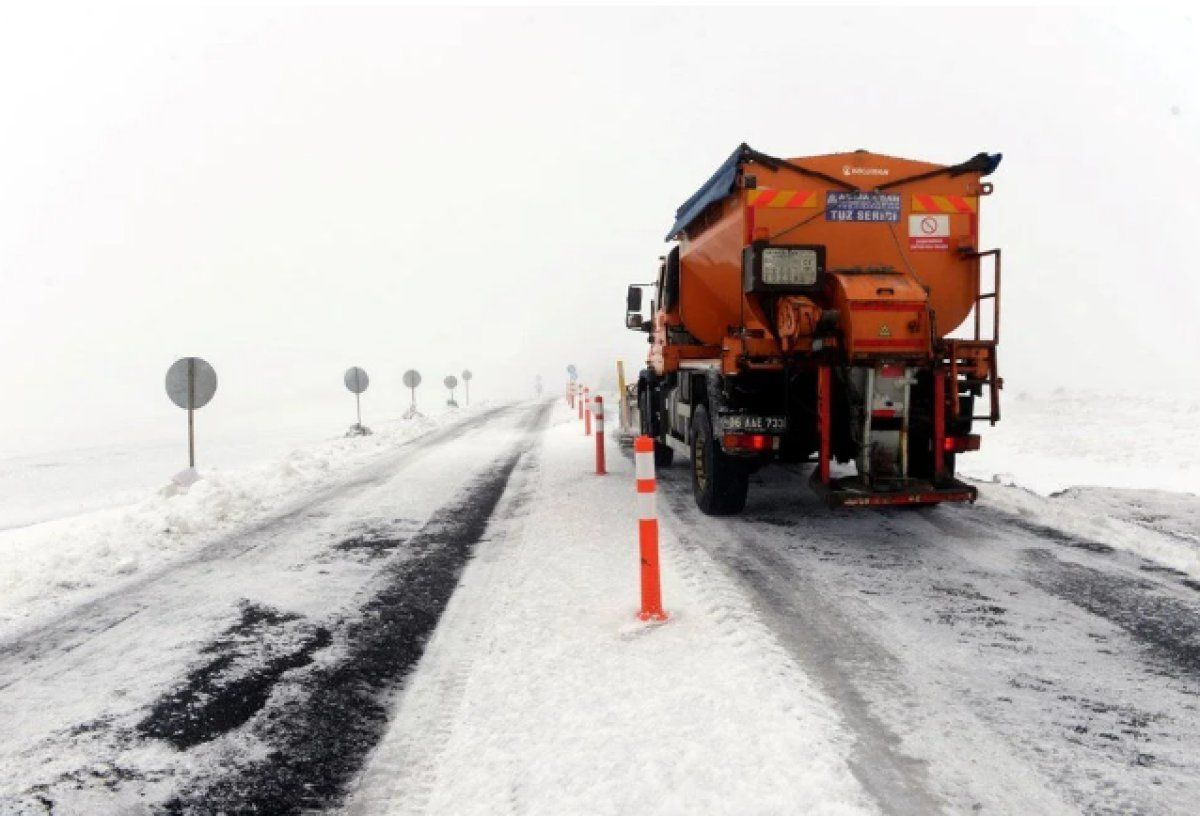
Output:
top-left (908, 214), bottom-right (949, 251)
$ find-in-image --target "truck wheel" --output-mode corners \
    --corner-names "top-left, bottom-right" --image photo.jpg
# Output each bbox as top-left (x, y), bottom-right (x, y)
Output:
top-left (691, 405), bottom-right (749, 516)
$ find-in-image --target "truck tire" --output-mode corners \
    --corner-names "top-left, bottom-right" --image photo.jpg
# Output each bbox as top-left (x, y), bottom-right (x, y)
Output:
top-left (690, 405), bottom-right (749, 516)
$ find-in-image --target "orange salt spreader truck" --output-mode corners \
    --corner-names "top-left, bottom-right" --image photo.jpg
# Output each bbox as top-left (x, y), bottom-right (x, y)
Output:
top-left (624, 144), bottom-right (1003, 513)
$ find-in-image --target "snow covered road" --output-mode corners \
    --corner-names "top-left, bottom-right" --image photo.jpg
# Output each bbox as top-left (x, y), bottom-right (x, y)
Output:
top-left (2, 398), bottom-right (1198, 815)
top-left (655, 469), bottom-right (1200, 815)
top-left (0, 402), bottom-right (548, 814)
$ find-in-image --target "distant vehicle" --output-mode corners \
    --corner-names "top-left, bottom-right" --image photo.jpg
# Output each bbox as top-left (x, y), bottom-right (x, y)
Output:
top-left (626, 144), bottom-right (1003, 512)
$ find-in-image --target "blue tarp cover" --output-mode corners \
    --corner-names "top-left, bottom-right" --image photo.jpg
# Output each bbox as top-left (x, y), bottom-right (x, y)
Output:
top-left (665, 144), bottom-right (751, 241)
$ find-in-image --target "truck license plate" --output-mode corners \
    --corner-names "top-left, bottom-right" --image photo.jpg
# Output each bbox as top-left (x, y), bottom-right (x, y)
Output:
top-left (722, 415), bottom-right (787, 433)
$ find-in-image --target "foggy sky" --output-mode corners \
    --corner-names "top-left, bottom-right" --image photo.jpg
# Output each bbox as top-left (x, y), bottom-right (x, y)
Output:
top-left (2, 6), bottom-right (1198, 457)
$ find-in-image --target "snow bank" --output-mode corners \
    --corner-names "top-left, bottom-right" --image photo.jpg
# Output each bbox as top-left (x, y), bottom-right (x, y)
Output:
top-left (347, 402), bottom-right (877, 816)
top-left (976, 480), bottom-right (1200, 580)
top-left (0, 407), bottom-right (482, 639)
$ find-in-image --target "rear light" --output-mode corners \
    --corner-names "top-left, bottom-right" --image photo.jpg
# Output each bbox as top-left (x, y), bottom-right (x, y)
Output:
top-left (943, 435), bottom-right (981, 453)
top-left (723, 433), bottom-right (774, 451)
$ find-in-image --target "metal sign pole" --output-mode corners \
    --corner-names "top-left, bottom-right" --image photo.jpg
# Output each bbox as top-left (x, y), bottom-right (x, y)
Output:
top-left (465, 379), bottom-right (470, 406)
top-left (410, 386), bottom-right (416, 411)
top-left (166, 356), bottom-right (217, 471)
top-left (342, 366), bottom-right (371, 435)
top-left (187, 358), bottom-right (196, 468)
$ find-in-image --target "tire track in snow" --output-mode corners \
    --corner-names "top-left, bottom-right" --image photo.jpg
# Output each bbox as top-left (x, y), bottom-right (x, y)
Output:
top-left (652, 471), bottom-right (947, 816)
top-left (158, 401), bottom-right (552, 816)
top-left (0, 405), bottom-right (521, 691)
top-left (652, 462), bottom-right (1200, 814)
top-left (342, 434), bottom-right (547, 816)
top-left (137, 602), bottom-right (333, 750)
top-left (1023, 548), bottom-right (1200, 681)
top-left (950, 503), bottom-right (1200, 667)
top-left (967, 501), bottom-right (1200, 596)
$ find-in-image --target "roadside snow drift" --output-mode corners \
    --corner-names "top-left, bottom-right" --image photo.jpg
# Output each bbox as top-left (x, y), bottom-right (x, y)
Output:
top-left (0, 409), bottom-right (473, 639)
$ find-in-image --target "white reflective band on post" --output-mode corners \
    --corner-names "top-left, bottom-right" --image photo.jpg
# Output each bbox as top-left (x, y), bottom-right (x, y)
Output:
top-left (636, 490), bottom-right (657, 520)
top-left (635, 452), bottom-right (655, 480)
top-left (596, 419), bottom-right (604, 431)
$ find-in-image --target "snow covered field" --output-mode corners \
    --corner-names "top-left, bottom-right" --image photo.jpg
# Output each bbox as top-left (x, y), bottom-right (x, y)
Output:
top-left (0, 404), bottom-right (471, 532)
top-left (960, 388), bottom-right (1200, 496)
top-left (0, 392), bottom-right (1198, 814)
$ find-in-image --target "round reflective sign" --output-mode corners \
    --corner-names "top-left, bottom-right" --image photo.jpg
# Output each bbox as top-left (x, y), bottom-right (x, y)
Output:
top-left (566, 364), bottom-right (578, 380)
top-left (165, 357), bottom-right (218, 410)
top-left (461, 369), bottom-right (473, 381)
top-left (403, 369), bottom-right (422, 389)
top-left (344, 367), bottom-right (369, 394)
top-left (444, 375), bottom-right (458, 389)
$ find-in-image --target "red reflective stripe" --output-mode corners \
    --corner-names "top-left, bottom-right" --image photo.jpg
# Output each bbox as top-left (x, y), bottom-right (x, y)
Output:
top-left (634, 436), bottom-right (654, 453)
top-left (636, 478), bottom-right (656, 493)
top-left (754, 189), bottom-right (778, 207)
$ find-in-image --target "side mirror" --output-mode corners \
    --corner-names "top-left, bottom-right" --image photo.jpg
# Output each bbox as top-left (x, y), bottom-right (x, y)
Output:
top-left (625, 313), bottom-right (644, 330)
top-left (626, 285), bottom-right (643, 311)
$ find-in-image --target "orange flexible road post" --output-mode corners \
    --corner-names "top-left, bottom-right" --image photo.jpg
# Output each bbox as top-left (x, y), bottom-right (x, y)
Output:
top-left (584, 390), bottom-right (592, 436)
top-left (567, 381), bottom-right (574, 409)
top-left (634, 435), bottom-right (667, 622)
top-left (578, 386), bottom-right (585, 420)
top-left (594, 396), bottom-right (606, 475)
